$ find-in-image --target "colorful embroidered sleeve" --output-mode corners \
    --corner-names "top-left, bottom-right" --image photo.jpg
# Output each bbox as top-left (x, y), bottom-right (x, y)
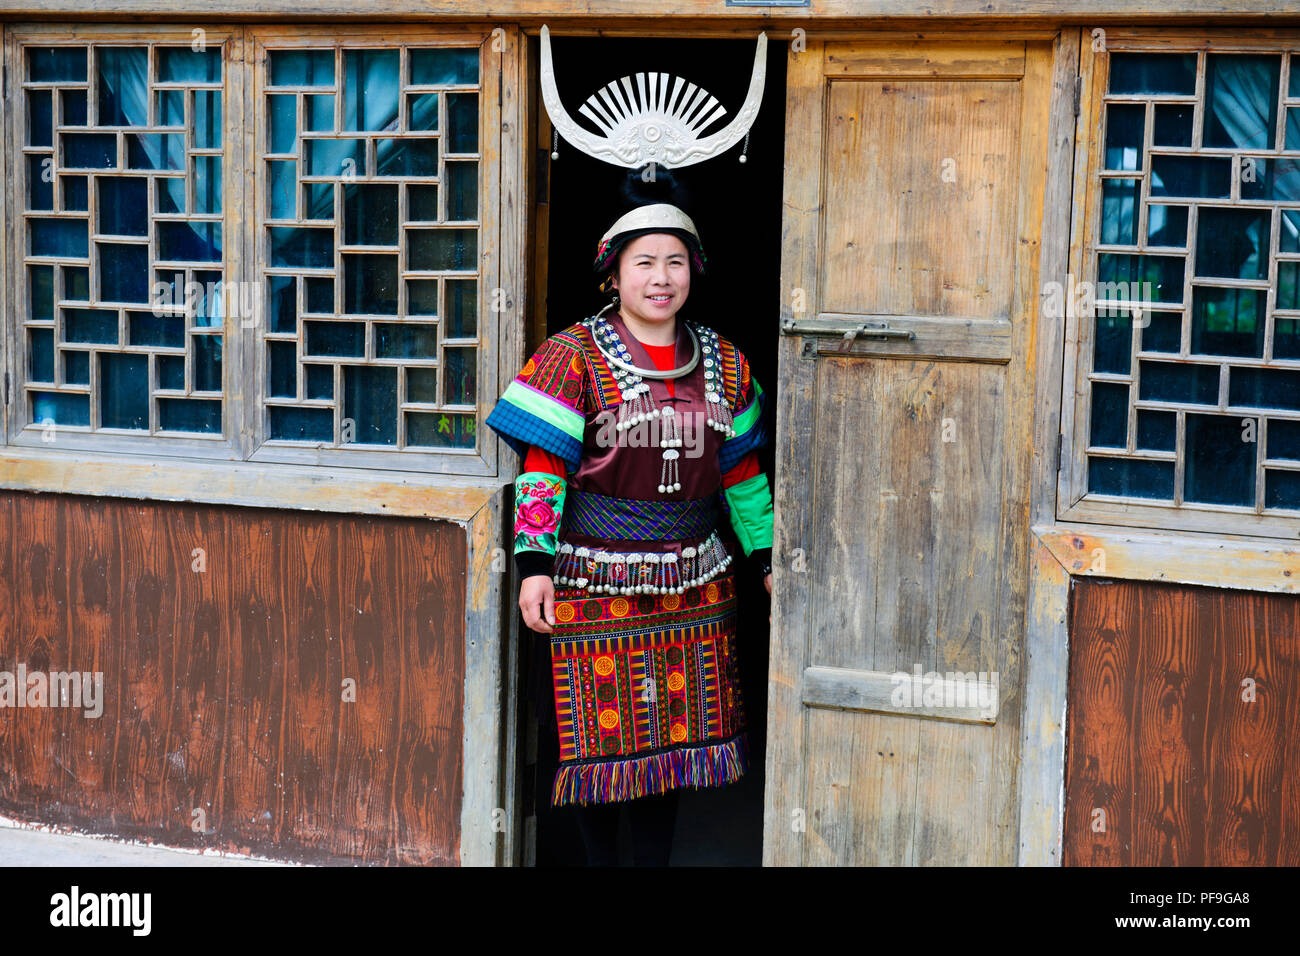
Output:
top-left (723, 470), bottom-right (774, 557)
top-left (484, 330), bottom-right (588, 474)
top-left (514, 463), bottom-right (566, 581)
top-left (717, 345), bottom-right (770, 474)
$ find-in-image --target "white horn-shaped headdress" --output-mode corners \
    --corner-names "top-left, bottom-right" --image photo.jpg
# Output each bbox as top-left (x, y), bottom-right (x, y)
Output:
top-left (539, 24), bottom-right (767, 170)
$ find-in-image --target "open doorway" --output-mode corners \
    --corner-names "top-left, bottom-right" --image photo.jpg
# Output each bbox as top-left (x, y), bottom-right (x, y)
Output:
top-left (522, 31), bottom-right (787, 866)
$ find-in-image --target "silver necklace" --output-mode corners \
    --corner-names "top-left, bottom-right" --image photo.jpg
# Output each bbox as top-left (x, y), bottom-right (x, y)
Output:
top-left (584, 302), bottom-right (736, 495)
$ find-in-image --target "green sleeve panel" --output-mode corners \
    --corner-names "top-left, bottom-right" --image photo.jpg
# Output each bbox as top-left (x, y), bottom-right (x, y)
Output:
top-left (514, 471), bottom-right (566, 556)
top-left (723, 472), bottom-right (774, 557)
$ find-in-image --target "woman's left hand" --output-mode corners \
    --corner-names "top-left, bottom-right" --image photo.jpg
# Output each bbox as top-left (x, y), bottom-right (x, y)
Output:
top-left (764, 572), bottom-right (772, 594)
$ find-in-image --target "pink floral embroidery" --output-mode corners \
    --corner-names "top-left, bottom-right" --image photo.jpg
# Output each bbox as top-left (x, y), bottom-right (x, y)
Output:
top-left (517, 499), bottom-right (559, 536)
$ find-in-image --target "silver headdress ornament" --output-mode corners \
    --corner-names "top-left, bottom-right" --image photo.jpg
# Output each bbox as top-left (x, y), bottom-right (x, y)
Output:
top-left (539, 24), bottom-right (768, 169)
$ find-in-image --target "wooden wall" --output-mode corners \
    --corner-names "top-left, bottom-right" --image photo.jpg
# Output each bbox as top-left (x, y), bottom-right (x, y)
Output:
top-left (1064, 576), bottom-right (1300, 866)
top-left (0, 489), bottom-right (466, 865)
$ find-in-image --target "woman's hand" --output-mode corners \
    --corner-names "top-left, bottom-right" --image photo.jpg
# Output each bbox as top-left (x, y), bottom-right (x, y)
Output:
top-left (520, 574), bottom-right (556, 633)
top-left (764, 572), bottom-right (772, 595)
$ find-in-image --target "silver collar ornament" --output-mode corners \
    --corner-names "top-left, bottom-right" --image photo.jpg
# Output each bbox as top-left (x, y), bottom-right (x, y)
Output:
top-left (585, 301), bottom-right (735, 496)
top-left (539, 24), bottom-right (767, 170)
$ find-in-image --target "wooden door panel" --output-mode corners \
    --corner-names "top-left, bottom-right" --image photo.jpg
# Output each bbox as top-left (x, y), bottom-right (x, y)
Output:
top-left (766, 35), bottom-right (1053, 866)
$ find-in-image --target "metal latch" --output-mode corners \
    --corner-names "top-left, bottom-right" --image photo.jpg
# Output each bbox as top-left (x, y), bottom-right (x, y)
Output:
top-left (781, 316), bottom-right (915, 353)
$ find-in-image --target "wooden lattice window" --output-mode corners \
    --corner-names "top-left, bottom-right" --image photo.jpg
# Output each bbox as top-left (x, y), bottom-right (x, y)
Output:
top-left (5, 26), bottom-right (507, 478)
top-left (9, 29), bottom-right (240, 459)
top-left (1062, 34), bottom-right (1300, 537)
top-left (251, 34), bottom-right (494, 473)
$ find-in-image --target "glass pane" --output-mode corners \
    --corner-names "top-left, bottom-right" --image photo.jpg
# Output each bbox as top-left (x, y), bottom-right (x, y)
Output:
top-left (269, 405), bottom-right (333, 441)
top-left (303, 182), bottom-right (334, 220)
top-left (305, 320), bottom-right (365, 356)
top-left (193, 334), bottom-right (222, 391)
top-left (31, 391), bottom-right (90, 427)
top-left (157, 354), bottom-right (185, 389)
top-left (127, 133), bottom-right (185, 170)
top-left (406, 411), bottom-right (475, 448)
top-left (1282, 209), bottom-right (1300, 253)
top-left (306, 94), bottom-right (334, 132)
top-left (408, 229), bottom-right (476, 271)
top-left (1107, 53), bottom-right (1196, 95)
top-left (409, 185), bottom-right (438, 221)
top-left (158, 221), bottom-right (222, 262)
top-left (65, 351), bottom-right (89, 385)
top-left (1146, 204), bottom-right (1188, 247)
top-left (406, 366), bottom-right (437, 403)
top-left (376, 138), bottom-right (438, 177)
top-left (269, 340), bottom-right (297, 397)
top-left (194, 157), bottom-right (222, 215)
top-left (159, 397), bottom-right (221, 433)
top-left (270, 227), bottom-right (332, 268)
top-left (31, 219), bottom-right (89, 258)
top-left (1093, 311), bottom-right (1132, 374)
top-left (1150, 155), bottom-right (1232, 199)
top-left (1276, 317), bottom-right (1300, 360)
top-left (268, 160), bottom-right (297, 219)
top-left (64, 266), bottom-right (90, 301)
top-left (1191, 287), bottom-right (1264, 358)
top-left (1100, 178), bottom-right (1140, 246)
top-left (193, 91), bottom-right (222, 149)
top-left (193, 270), bottom-right (224, 328)
top-left (99, 243), bottom-right (150, 302)
top-left (446, 93), bottom-right (477, 152)
top-left (1287, 107), bottom-right (1300, 151)
top-left (443, 346), bottom-right (476, 404)
top-left (342, 365), bottom-right (398, 445)
top-left (66, 308), bottom-right (118, 343)
top-left (305, 364), bottom-right (333, 399)
top-left (269, 94), bottom-right (296, 154)
top-left (1239, 157), bottom-right (1300, 202)
top-left (28, 155), bottom-right (54, 211)
top-left (304, 139), bottom-right (365, 177)
top-left (269, 50), bottom-right (334, 88)
top-left (96, 47), bottom-right (147, 127)
top-left (1265, 470), bottom-right (1300, 510)
top-left (159, 47), bottom-right (220, 83)
top-left (28, 90), bottom-right (52, 146)
top-left (306, 276), bottom-right (334, 314)
top-left (1104, 104), bottom-right (1143, 172)
top-left (1195, 208), bottom-right (1268, 280)
top-left (1269, 419), bottom-right (1300, 459)
top-left (1136, 409), bottom-right (1176, 451)
top-left (157, 89), bottom-right (184, 127)
top-left (408, 279), bottom-right (438, 315)
top-left (1096, 253), bottom-right (1184, 304)
top-left (447, 278), bottom-right (477, 336)
top-left (343, 254), bottom-right (399, 314)
top-left (99, 352), bottom-right (149, 429)
top-left (29, 265), bottom-right (54, 320)
top-left (157, 176), bottom-right (184, 214)
top-left (28, 327), bottom-right (55, 382)
top-left (64, 133), bottom-right (116, 169)
top-left (343, 183), bottom-right (399, 245)
top-left (1138, 360), bottom-right (1218, 404)
top-left (375, 322), bottom-right (438, 359)
top-left (1089, 382), bottom-right (1128, 448)
top-left (409, 48), bottom-right (478, 85)
top-left (1185, 413), bottom-right (1255, 506)
top-left (269, 274), bottom-right (297, 333)
top-left (1204, 54), bottom-right (1279, 150)
top-left (61, 89), bottom-right (88, 127)
top-left (29, 46), bottom-right (89, 83)
top-left (1152, 104), bottom-right (1194, 147)
top-left (343, 50), bottom-right (399, 132)
top-left (63, 176), bottom-right (88, 211)
top-left (1140, 311), bottom-right (1181, 353)
top-left (129, 311), bottom-right (185, 348)
top-left (1229, 367), bottom-right (1300, 411)
top-left (408, 93), bottom-right (439, 132)
top-left (98, 177), bottom-right (148, 236)
top-left (446, 162), bottom-right (477, 220)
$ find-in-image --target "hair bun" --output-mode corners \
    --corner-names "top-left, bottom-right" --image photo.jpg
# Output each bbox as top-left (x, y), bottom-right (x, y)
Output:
top-left (618, 163), bottom-right (691, 213)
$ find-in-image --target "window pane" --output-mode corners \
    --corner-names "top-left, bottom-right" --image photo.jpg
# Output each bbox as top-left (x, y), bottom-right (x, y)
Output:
top-left (96, 47), bottom-right (147, 126)
top-left (1104, 104), bottom-right (1144, 172)
top-left (1100, 178), bottom-right (1140, 246)
top-left (1204, 54), bottom-right (1279, 150)
top-left (1185, 413), bottom-right (1255, 506)
top-left (1108, 53), bottom-right (1196, 95)
top-left (1146, 204), bottom-right (1187, 248)
top-left (1138, 360), bottom-right (1218, 404)
top-left (1190, 287), bottom-right (1264, 358)
top-left (1195, 208), bottom-right (1267, 281)
top-left (409, 48), bottom-right (478, 85)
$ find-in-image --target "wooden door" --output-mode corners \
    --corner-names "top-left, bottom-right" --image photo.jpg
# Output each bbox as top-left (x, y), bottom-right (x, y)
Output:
top-left (766, 35), bottom-right (1055, 865)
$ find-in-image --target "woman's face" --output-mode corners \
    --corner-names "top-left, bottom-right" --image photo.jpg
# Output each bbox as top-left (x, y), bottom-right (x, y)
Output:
top-left (610, 233), bottom-right (691, 325)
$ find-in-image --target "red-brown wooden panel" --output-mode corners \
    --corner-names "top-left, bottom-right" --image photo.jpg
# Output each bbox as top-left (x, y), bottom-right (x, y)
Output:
top-left (0, 490), bottom-right (465, 865)
top-left (1064, 576), bottom-right (1300, 866)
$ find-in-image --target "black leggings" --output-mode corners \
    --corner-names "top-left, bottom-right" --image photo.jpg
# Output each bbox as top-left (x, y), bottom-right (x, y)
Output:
top-left (572, 788), bottom-right (680, 867)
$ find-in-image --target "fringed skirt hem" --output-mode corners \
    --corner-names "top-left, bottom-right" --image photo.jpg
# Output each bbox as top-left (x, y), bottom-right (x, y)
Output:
top-left (551, 730), bottom-right (749, 807)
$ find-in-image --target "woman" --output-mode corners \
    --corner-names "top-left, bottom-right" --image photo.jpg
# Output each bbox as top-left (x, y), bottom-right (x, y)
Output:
top-left (484, 191), bottom-right (775, 866)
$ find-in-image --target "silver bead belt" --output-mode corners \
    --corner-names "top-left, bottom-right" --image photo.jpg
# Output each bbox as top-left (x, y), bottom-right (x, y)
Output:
top-left (552, 530), bottom-right (733, 595)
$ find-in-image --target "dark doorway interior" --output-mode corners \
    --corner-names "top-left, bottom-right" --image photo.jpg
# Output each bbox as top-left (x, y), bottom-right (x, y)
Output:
top-left (525, 32), bottom-right (787, 866)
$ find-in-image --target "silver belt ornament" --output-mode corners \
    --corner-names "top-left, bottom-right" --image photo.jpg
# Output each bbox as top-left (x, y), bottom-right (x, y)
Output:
top-left (553, 530), bottom-right (733, 594)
